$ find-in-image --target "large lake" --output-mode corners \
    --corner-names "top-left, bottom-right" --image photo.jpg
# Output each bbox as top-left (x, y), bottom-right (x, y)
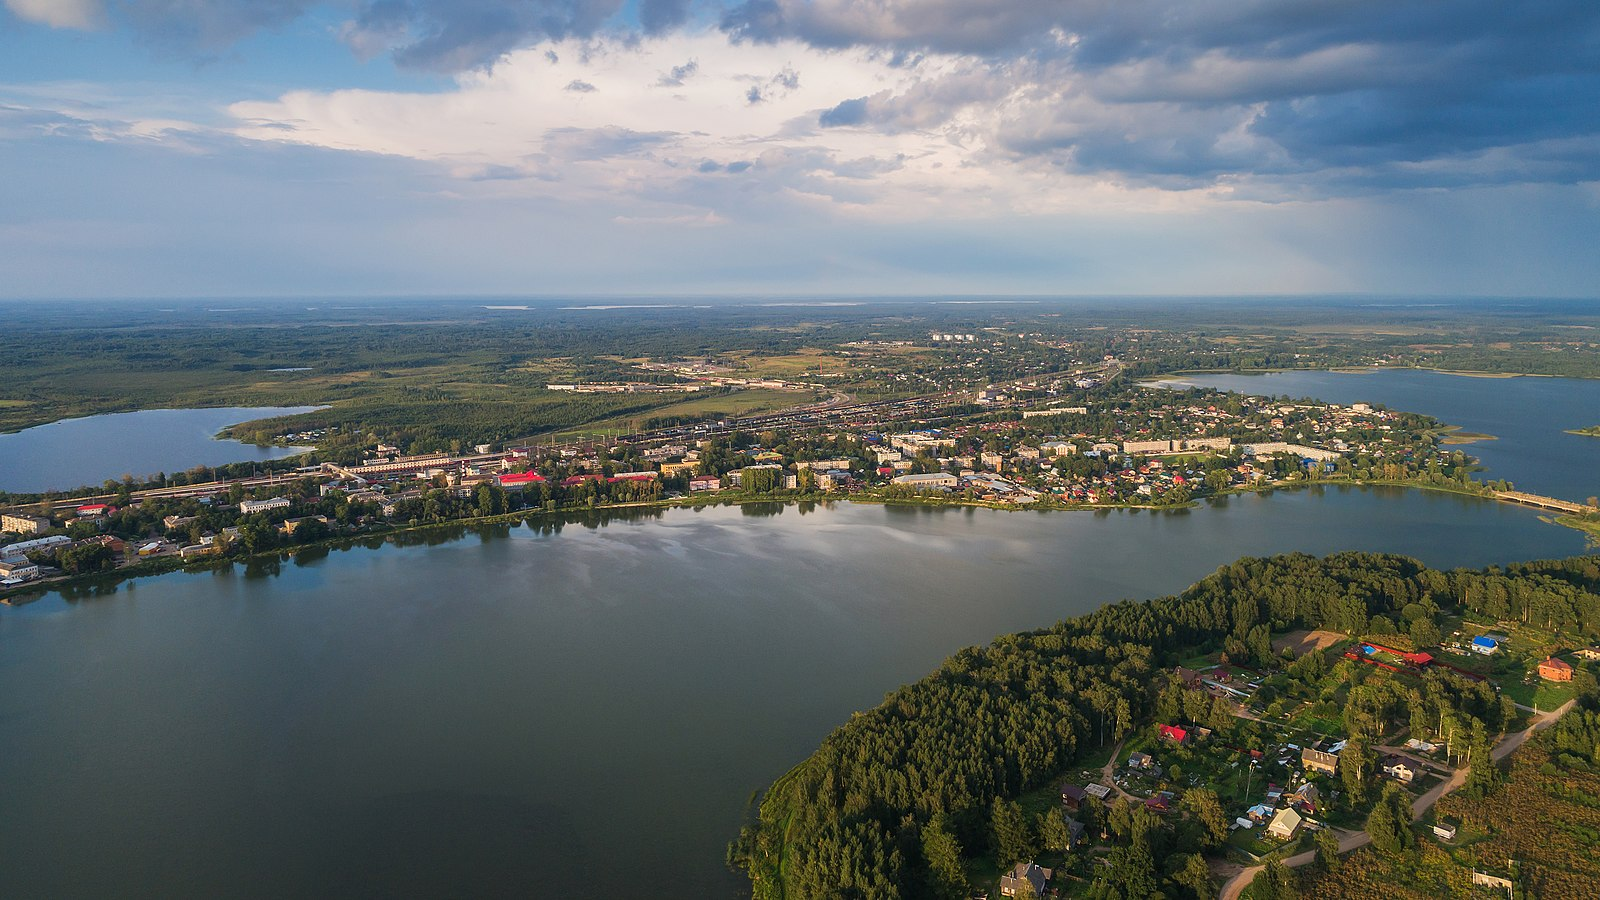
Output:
top-left (1154, 369), bottom-right (1600, 501)
top-left (0, 490), bottom-right (1586, 898)
top-left (0, 407), bottom-right (319, 493)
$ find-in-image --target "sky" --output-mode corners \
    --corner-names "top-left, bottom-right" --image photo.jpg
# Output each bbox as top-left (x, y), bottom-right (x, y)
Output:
top-left (2, 1), bottom-right (1598, 298)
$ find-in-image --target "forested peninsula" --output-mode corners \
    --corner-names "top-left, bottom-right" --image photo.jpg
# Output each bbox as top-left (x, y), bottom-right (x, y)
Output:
top-left (730, 552), bottom-right (1600, 899)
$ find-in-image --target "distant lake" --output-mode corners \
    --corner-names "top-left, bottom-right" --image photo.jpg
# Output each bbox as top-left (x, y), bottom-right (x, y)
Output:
top-left (1154, 369), bottom-right (1600, 501)
top-left (0, 491), bottom-right (1585, 898)
top-left (0, 407), bottom-right (320, 493)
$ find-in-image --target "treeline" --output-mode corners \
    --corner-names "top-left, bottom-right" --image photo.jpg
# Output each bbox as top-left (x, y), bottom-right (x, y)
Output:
top-left (733, 552), bottom-right (1600, 899)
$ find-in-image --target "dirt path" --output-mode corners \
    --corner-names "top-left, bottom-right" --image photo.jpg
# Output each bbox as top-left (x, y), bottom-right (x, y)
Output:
top-left (1217, 700), bottom-right (1574, 899)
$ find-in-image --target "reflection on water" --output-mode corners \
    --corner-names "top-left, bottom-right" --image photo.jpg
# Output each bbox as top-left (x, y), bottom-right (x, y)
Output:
top-left (0, 490), bottom-right (1586, 898)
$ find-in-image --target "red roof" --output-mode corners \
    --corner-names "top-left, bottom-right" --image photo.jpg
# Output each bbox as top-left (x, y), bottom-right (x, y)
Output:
top-left (1158, 724), bottom-right (1189, 743)
top-left (498, 472), bottom-right (545, 485)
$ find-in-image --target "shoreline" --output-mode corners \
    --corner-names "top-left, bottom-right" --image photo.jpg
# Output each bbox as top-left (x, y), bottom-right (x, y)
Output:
top-left (5, 477), bottom-right (1585, 607)
top-left (1146, 365), bottom-right (1577, 382)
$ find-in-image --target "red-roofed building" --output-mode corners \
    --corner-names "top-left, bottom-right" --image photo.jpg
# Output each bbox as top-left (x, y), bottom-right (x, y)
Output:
top-left (1158, 724), bottom-right (1189, 745)
top-left (75, 504), bottom-right (115, 517)
top-left (497, 472), bottom-right (546, 490)
top-left (1538, 657), bottom-right (1573, 682)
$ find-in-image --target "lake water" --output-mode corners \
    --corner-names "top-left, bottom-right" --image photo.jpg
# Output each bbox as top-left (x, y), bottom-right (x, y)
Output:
top-left (0, 490), bottom-right (1586, 898)
top-left (1153, 369), bottom-right (1600, 501)
top-left (0, 407), bottom-right (320, 493)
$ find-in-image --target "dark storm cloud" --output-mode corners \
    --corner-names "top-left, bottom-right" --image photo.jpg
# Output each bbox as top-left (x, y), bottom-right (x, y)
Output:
top-left (744, 0), bottom-right (1600, 190)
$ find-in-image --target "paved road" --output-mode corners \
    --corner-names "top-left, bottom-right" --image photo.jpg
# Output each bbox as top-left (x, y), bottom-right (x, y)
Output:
top-left (1217, 700), bottom-right (1575, 899)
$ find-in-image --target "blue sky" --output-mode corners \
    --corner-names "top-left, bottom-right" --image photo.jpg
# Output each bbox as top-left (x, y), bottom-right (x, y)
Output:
top-left (2, 0), bottom-right (1598, 298)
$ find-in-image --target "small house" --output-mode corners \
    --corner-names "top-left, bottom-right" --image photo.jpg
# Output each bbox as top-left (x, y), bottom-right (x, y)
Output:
top-left (1382, 756), bottom-right (1416, 784)
top-left (1471, 635), bottom-right (1500, 655)
top-left (1266, 807), bottom-right (1303, 841)
top-left (1294, 783), bottom-right (1320, 807)
top-left (1083, 783), bottom-right (1113, 802)
top-left (1538, 657), bottom-right (1573, 682)
top-left (999, 862), bottom-right (1051, 898)
top-left (1060, 784), bottom-right (1088, 811)
top-left (1246, 803), bottom-right (1275, 824)
top-left (1432, 821), bottom-right (1458, 841)
top-left (1127, 751), bottom-right (1154, 770)
top-left (1157, 724), bottom-right (1189, 745)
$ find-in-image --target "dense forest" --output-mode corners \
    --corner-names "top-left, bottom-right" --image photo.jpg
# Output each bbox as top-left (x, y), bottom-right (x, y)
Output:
top-left (730, 552), bottom-right (1600, 899)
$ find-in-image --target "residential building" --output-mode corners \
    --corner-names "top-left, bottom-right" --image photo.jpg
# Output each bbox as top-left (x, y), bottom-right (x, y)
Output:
top-left (1083, 783), bottom-right (1112, 802)
top-left (1382, 756), bottom-right (1416, 784)
top-left (1294, 783), bottom-right (1320, 808)
top-left (1039, 441), bottom-right (1076, 457)
top-left (1471, 635), bottom-right (1500, 655)
top-left (1000, 862), bottom-right (1051, 898)
top-left (688, 475), bottom-right (722, 492)
top-left (0, 559), bottom-right (41, 582)
top-left (659, 461), bottom-right (698, 478)
top-left (1157, 724), bottom-right (1189, 744)
top-left (1433, 821), bottom-right (1458, 841)
top-left (239, 497), bottom-right (290, 514)
top-left (1538, 657), bottom-right (1573, 682)
top-left (279, 515), bottom-right (330, 536)
top-left (891, 472), bottom-right (958, 489)
top-left (1, 534), bottom-right (71, 560)
top-left (1060, 784), bottom-right (1088, 811)
top-left (1266, 807), bottom-right (1303, 840)
top-left (1, 513), bottom-right (50, 535)
top-left (1302, 747), bottom-right (1339, 776)
top-left (1127, 751), bottom-right (1154, 769)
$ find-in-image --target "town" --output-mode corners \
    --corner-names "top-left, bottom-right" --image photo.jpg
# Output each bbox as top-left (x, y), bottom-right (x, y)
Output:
top-left (1, 374), bottom-right (1513, 596)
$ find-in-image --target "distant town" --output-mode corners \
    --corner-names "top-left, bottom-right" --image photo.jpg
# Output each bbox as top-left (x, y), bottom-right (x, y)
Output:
top-left (4, 363), bottom-right (1592, 597)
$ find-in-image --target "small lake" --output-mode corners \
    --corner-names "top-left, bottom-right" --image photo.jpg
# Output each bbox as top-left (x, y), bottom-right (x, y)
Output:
top-left (0, 407), bottom-right (320, 493)
top-left (0, 491), bottom-right (1586, 898)
top-left (1153, 369), bottom-right (1600, 501)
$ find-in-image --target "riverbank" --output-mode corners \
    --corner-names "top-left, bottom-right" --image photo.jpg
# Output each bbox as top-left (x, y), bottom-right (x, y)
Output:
top-left (1150, 365), bottom-right (1570, 382)
top-left (4, 476), bottom-right (1573, 606)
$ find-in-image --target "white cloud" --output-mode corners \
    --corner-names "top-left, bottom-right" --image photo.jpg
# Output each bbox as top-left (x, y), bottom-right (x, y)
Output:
top-left (225, 30), bottom-right (1218, 223)
top-left (5, 0), bottom-right (101, 29)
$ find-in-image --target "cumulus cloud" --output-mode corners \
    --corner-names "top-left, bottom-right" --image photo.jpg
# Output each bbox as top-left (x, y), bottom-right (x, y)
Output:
top-left (11, 0), bottom-right (1600, 201)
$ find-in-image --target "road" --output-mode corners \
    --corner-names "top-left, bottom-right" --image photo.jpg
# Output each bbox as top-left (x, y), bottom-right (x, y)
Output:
top-left (1217, 700), bottom-right (1575, 900)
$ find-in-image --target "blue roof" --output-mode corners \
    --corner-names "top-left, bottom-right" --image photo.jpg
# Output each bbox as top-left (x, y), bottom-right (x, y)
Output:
top-left (1472, 636), bottom-right (1498, 647)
